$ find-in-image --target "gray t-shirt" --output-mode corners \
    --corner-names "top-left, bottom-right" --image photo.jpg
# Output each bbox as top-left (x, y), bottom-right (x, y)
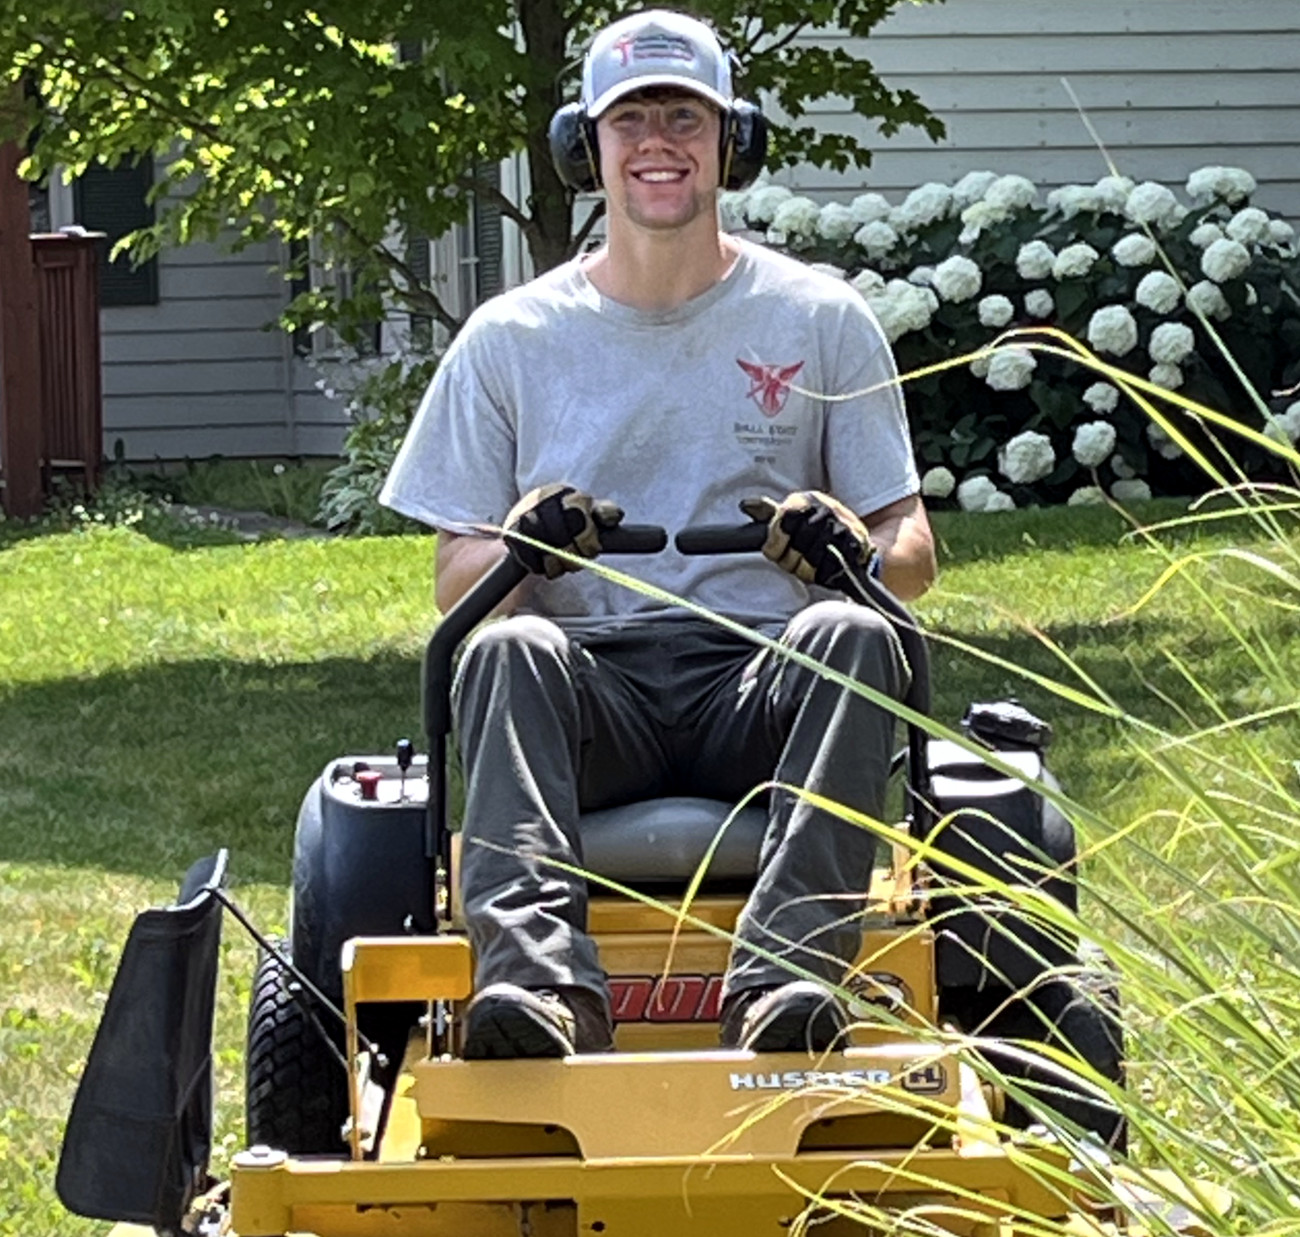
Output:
top-left (380, 239), bottom-right (919, 627)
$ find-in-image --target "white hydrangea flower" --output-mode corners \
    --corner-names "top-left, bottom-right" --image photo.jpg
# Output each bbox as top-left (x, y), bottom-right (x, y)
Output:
top-left (908, 266), bottom-right (936, 287)
top-left (952, 170), bottom-right (999, 208)
top-left (744, 183), bottom-right (794, 224)
top-left (849, 193), bottom-right (892, 225)
top-left (1271, 401), bottom-right (1300, 443)
top-left (1083, 383), bottom-right (1121, 414)
top-left (1189, 222), bottom-right (1226, 249)
top-left (892, 182), bottom-right (954, 233)
top-left (1025, 289), bottom-right (1054, 319)
top-left (932, 254), bottom-right (982, 303)
top-left (1111, 478), bottom-right (1152, 503)
top-left (864, 279), bottom-right (938, 343)
top-left (1110, 453), bottom-right (1137, 480)
top-left (718, 190), bottom-right (748, 231)
top-left (1093, 176), bottom-right (1136, 214)
top-left (1068, 485), bottom-right (1108, 507)
top-left (1245, 283), bottom-right (1259, 306)
top-left (1053, 243), bottom-right (1099, 280)
top-left (970, 353), bottom-right (992, 379)
top-left (1149, 322), bottom-right (1196, 365)
top-left (986, 347), bottom-right (1037, 392)
top-left (1112, 234), bottom-right (1157, 267)
top-left (1125, 181), bottom-right (1181, 230)
top-left (855, 220), bottom-right (900, 261)
top-left (808, 262), bottom-right (847, 280)
top-left (1268, 219), bottom-right (1296, 248)
top-left (1046, 184), bottom-right (1100, 219)
top-left (984, 174), bottom-right (1038, 212)
top-left (816, 202), bottom-right (858, 243)
top-left (1134, 271), bottom-right (1182, 315)
top-left (1186, 166), bottom-right (1256, 206)
top-left (978, 295), bottom-right (1014, 328)
top-left (1016, 240), bottom-right (1055, 281)
top-left (1187, 280), bottom-right (1232, 321)
top-left (958, 199), bottom-right (1012, 243)
top-left (1073, 421), bottom-right (1118, 468)
top-left (921, 466), bottom-right (957, 498)
top-left (1202, 238), bottom-right (1251, 283)
top-left (1226, 207), bottom-right (1272, 246)
top-left (1147, 421), bottom-right (1184, 459)
top-left (770, 195), bottom-right (822, 241)
top-left (984, 491), bottom-right (1017, 512)
top-left (999, 429), bottom-right (1055, 483)
top-left (957, 475), bottom-right (999, 512)
top-left (1149, 363), bottom-right (1184, 391)
top-left (1087, 305), bottom-right (1140, 356)
top-left (850, 268), bottom-right (886, 296)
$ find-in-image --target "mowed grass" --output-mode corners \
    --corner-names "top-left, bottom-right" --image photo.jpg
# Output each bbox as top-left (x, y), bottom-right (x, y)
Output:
top-left (3, 501), bottom-right (1298, 1235)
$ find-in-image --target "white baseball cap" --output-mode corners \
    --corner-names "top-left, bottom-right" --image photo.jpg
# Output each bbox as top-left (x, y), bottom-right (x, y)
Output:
top-left (582, 10), bottom-right (734, 118)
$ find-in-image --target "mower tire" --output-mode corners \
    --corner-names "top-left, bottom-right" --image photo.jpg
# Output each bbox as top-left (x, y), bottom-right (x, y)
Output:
top-left (942, 951), bottom-right (1126, 1153)
top-left (246, 945), bottom-right (348, 1156)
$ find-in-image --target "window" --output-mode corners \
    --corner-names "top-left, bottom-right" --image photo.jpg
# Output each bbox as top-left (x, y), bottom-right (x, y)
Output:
top-left (74, 156), bottom-right (158, 307)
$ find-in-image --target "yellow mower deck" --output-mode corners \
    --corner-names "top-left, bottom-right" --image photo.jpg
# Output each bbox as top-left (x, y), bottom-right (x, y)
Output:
top-left (103, 872), bottom-right (1230, 1237)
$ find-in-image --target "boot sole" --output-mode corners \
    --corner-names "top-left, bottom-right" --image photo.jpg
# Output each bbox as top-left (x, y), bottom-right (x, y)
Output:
top-left (746, 996), bottom-right (848, 1053)
top-left (462, 1001), bottom-right (573, 1059)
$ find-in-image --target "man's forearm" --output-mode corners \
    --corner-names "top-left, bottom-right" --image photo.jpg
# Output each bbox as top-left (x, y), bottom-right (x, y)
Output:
top-left (436, 532), bottom-right (521, 614)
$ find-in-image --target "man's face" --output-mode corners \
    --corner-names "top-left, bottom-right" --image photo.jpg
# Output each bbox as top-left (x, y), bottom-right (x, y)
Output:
top-left (596, 88), bottom-right (723, 233)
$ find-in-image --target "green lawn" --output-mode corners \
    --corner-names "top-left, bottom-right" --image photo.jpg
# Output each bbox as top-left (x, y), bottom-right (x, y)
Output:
top-left (3, 500), bottom-right (1298, 1235)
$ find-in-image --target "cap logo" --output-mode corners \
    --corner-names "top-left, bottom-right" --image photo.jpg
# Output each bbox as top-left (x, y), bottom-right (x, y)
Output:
top-left (612, 32), bottom-right (697, 68)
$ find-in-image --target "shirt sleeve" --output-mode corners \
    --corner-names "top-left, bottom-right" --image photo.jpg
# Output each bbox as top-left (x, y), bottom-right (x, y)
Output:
top-left (378, 325), bottom-right (518, 534)
top-left (821, 297), bottom-right (920, 517)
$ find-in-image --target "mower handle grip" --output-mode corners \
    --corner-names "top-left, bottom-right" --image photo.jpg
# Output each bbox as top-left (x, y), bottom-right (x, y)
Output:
top-left (675, 521), bottom-right (768, 555)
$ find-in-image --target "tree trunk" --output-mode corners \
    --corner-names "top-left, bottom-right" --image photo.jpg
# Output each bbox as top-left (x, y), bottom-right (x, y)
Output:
top-left (517, 0), bottom-right (574, 274)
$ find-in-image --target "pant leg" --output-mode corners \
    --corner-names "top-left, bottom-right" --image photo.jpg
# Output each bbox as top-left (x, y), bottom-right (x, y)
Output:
top-left (688, 601), bottom-right (910, 999)
top-left (453, 615), bottom-right (664, 1000)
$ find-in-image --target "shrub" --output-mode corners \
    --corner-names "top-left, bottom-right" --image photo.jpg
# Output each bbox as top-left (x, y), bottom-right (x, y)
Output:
top-left (724, 169), bottom-right (1300, 511)
top-left (316, 348), bottom-right (440, 535)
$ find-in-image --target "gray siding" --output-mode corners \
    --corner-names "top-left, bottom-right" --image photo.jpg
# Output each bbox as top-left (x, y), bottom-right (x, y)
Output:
top-left (100, 235), bottom-right (305, 460)
top-left (785, 0), bottom-right (1300, 220)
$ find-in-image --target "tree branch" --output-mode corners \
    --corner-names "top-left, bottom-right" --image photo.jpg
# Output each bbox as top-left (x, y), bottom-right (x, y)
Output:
top-left (336, 216), bottom-right (462, 335)
top-left (456, 171), bottom-right (531, 233)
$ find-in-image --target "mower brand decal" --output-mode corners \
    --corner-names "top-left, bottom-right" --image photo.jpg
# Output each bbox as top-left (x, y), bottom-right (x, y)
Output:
top-left (846, 970), bottom-right (913, 1012)
top-left (609, 974), bottom-right (722, 1022)
top-left (729, 1063), bottom-right (948, 1094)
top-left (737, 358), bottom-right (805, 417)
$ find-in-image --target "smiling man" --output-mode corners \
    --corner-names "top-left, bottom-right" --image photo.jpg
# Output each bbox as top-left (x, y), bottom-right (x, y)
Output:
top-left (381, 9), bottom-right (936, 1060)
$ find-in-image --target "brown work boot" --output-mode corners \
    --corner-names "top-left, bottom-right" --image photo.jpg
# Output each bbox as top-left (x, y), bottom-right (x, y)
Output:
top-left (462, 983), bottom-right (614, 1059)
top-left (719, 980), bottom-right (849, 1053)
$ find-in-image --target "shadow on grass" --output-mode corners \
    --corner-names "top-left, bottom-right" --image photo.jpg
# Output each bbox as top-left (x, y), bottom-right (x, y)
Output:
top-left (0, 603), bottom-right (1228, 888)
top-left (0, 653), bottom-right (427, 884)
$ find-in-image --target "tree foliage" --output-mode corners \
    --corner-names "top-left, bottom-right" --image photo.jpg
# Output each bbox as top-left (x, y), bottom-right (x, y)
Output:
top-left (2, 0), bottom-right (944, 332)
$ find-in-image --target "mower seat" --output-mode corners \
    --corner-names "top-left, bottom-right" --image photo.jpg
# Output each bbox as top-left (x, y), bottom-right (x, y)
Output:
top-left (579, 797), bottom-right (767, 886)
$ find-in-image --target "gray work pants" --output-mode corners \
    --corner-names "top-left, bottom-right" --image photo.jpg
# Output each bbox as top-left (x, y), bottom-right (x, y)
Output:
top-left (452, 601), bottom-right (910, 1009)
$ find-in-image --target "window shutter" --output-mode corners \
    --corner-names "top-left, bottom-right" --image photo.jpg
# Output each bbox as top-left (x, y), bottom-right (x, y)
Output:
top-left (472, 162), bottom-right (503, 302)
top-left (74, 157), bottom-right (158, 307)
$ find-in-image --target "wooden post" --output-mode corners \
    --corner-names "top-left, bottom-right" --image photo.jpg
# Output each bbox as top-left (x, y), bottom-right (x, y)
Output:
top-left (0, 129), bottom-right (43, 518)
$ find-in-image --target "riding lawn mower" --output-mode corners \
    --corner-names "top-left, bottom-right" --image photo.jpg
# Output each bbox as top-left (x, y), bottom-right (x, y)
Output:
top-left (55, 521), bottom-right (1229, 1237)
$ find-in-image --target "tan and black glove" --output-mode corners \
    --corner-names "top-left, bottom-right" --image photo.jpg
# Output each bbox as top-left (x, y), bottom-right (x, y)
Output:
top-left (740, 490), bottom-right (875, 591)
top-left (504, 482), bottom-right (624, 579)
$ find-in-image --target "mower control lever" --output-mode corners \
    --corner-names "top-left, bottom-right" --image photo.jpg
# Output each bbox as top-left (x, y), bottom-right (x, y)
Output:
top-left (674, 521), bottom-right (767, 556)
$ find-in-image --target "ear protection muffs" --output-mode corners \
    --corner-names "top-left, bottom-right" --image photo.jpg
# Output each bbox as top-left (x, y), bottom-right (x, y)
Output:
top-left (548, 99), bottom-right (769, 195)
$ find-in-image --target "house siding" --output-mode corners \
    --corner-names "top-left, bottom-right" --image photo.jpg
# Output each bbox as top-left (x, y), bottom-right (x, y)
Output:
top-left (784, 0), bottom-right (1300, 218)
top-left (91, 0), bottom-right (1299, 460)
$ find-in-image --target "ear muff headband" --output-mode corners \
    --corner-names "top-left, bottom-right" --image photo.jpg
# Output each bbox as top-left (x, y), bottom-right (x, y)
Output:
top-left (548, 99), bottom-right (769, 195)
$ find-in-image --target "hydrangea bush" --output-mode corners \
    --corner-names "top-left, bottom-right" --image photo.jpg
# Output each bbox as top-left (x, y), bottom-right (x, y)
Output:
top-left (724, 168), bottom-right (1300, 510)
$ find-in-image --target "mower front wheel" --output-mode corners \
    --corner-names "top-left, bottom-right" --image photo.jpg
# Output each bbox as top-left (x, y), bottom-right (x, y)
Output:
top-left (245, 946), bottom-right (349, 1156)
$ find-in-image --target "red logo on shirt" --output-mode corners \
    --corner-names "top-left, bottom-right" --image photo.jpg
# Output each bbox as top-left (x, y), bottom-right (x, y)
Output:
top-left (737, 358), bottom-right (805, 417)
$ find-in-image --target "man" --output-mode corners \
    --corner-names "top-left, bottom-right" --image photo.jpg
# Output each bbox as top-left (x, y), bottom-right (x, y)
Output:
top-left (380, 9), bottom-right (936, 1060)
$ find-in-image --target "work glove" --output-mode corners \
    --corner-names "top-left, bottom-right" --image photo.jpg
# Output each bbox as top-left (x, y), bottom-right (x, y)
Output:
top-left (504, 482), bottom-right (624, 579)
top-left (740, 490), bottom-right (875, 591)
